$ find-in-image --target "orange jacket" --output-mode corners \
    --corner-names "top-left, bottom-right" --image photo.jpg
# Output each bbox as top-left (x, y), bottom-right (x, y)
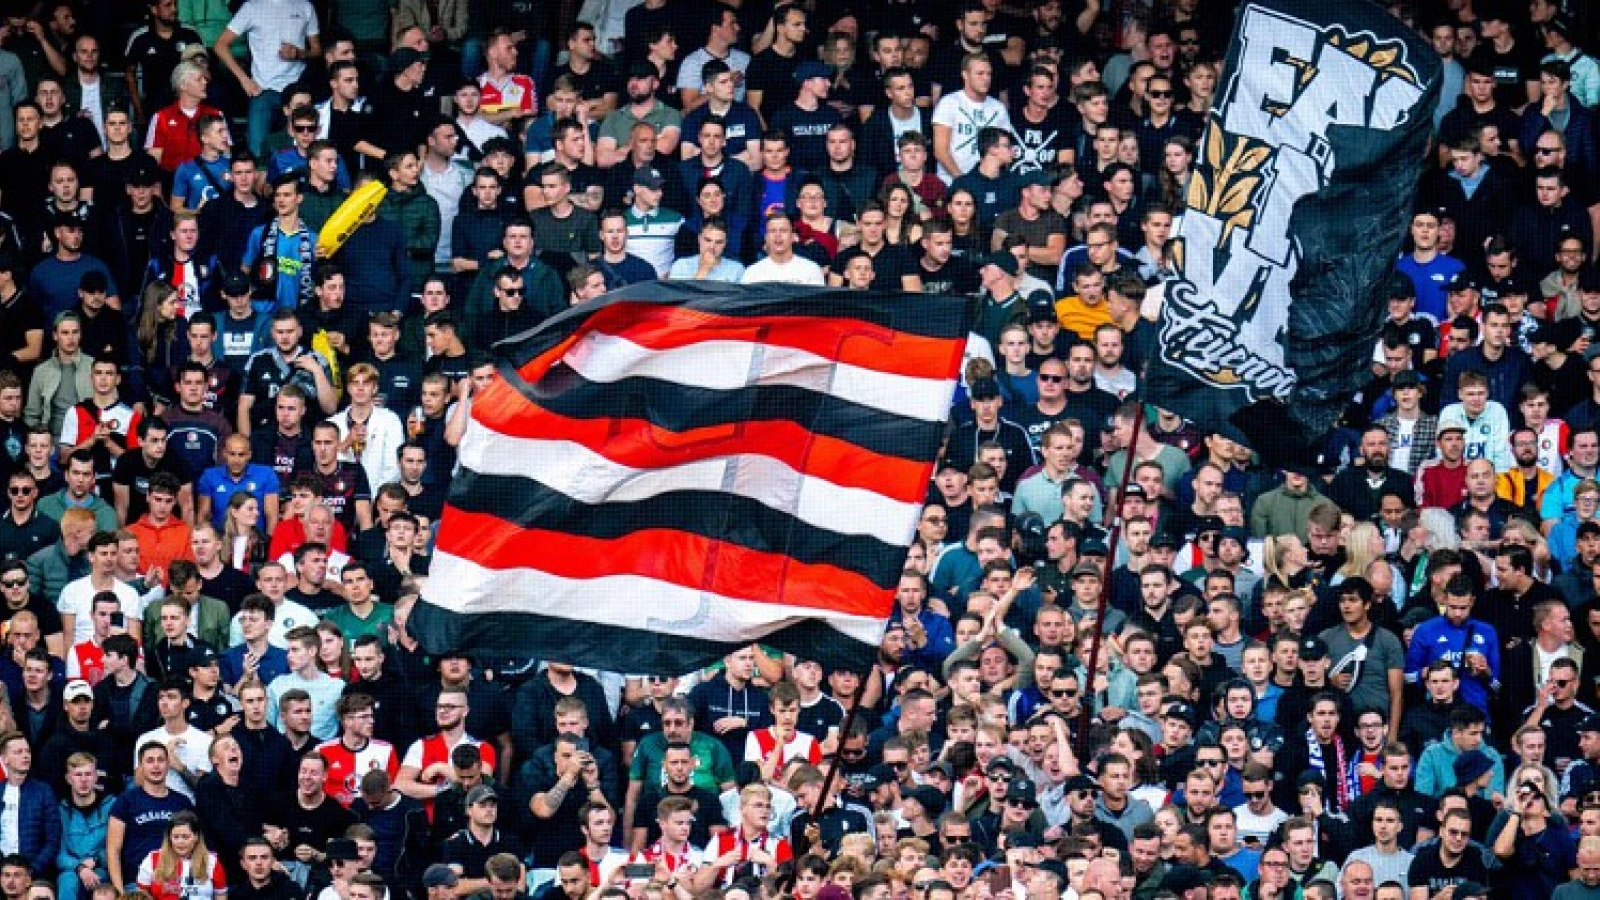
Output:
top-left (128, 517), bottom-right (196, 580)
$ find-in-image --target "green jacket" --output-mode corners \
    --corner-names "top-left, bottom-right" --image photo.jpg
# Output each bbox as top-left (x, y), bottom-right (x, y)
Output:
top-left (1249, 483), bottom-right (1327, 542)
top-left (378, 186), bottom-right (442, 290)
top-left (141, 593), bottom-right (232, 651)
top-left (301, 184), bottom-right (349, 234)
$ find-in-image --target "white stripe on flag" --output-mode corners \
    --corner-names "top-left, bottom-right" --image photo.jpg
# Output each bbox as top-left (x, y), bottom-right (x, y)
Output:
top-left (423, 549), bottom-right (889, 646)
top-left (562, 331), bottom-right (954, 422)
top-left (460, 424), bottom-right (919, 546)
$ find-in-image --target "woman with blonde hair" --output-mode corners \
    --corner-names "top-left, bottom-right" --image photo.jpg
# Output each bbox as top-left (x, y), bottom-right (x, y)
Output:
top-left (1337, 522), bottom-right (1385, 581)
top-left (135, 812), bottom-right (225, 900)
top-left (1501, 518), bottom-right (1557, 581)
top-left (1261, 533), bottom-right (1315, 592)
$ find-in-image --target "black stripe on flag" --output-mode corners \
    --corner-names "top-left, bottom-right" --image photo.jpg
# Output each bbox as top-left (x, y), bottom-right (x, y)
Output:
top-left (449, 468), bottom-right (908, 587)
top-left (525, 370), bottom-right (945, 462)
top-left (409, 605), bottom-right (881, 681)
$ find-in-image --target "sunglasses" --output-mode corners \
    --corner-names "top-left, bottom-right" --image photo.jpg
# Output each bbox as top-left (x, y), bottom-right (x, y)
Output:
top-left (1147, 90), bottom-right (1172, 98)
top-left (1038, 374), bottom-right (1065, 383)
top-left (6, 487), bottom-right (32, 496)
top-left (1197, 759), bottom-right (1224, 767)
top-left (988, 771), bottom-right (1014, 781)
top-left (0, 579), bottom-right (24, 589)
top-left (1005, 798), bottom-right (1036, 808)
top-left (1245, 791), bottom-right (1268, 800)
top-left (294, 125), bottom-right (318, 133)
top-left (1050, 688), bottom-right (1078, 698)
top-left (499, 287), bottom-right (524, 296)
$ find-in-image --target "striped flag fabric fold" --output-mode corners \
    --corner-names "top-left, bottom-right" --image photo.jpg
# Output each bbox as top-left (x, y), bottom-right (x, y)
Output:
top-left (410, 281), bottom-right (973, 676)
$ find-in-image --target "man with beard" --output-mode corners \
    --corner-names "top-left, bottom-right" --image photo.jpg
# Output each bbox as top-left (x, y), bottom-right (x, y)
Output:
top-left (630, 744), bottom-right (726, 851)
top-left (1327, 426), bottom-right (1415, 522)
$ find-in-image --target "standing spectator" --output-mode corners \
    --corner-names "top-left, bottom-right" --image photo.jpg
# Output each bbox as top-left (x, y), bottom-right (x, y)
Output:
top-left (212, 0), bottom-right (319, 157)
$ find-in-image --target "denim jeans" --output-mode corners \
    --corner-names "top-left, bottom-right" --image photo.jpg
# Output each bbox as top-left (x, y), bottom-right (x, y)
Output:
top-left (247, 87), bottom-right (282, 158)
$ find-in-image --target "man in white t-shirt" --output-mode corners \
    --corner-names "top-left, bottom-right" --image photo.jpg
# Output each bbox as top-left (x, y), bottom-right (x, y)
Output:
top-left (134, 679), bottom-right (214, 800)
top-left (213, 0), bottom-right (322, 156)
top-left (931, 53), bottom-right (1013, 183)
top-left (58, 532), bottom-right (141, 647)
top-left (741, 213), bottom-right (824, 286)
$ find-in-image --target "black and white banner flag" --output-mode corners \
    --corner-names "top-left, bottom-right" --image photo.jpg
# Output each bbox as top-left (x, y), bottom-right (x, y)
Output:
top-left (1144, 0), bottom-right (1442, 463)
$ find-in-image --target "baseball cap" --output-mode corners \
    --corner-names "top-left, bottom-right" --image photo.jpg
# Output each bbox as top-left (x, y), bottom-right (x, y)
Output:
top-left (905, 785), bottom-right (946, 818)
top-left (1070, 561), bottom-right (1102, 580)
top-left (987, 756), bottom-right (1018, 775)
top-left (1444, 271), bottom-right (1478, 292)
top-left (1123, 483), bottom-right (1148, 501)
top-left (188, 645), bottom-right (218, 668)
top-left (1386, 273), bottom-right (1417, 299)
top-left (1437, 408), bottom-right (1470, 434)
top-left (423, 865), bottom-right (460, 888)
top-left (980, 252), bottom-right (1019, 276)
top-left (1063, 774), bottom-right (1098, 793)
top-left (1027, 303), bottom-right (1058, 324)
top-left (969, 377), bottom-right (1001, 401)
top-left (794, 61), bottom-right (832, 81)
top-left (1580, 713), bottom-right (1600, 734)
top-left (1194, 515), bottom-right (1224, 535)
top-left (64, 679), bottom-right (93, 702)
top-left (1020, 169), bottom-right (1052, 189)
top-left (1219, 525), bottom-right (1249, 546)
top-left (219, 269), bottom-right (252, 297)
top-left (1392, 370), bottom-right (1422, 390)
top-left (1150, 530), bottom-right (1180, 549)
top-left (391, 47), bottom-right (428, 72)
top-left (465, 784), bottom-right (498, 805)
top-left (1299, 636), bottom-right (1329, 661)
top-left (1008, 777), bottom-right (1038, 805)
top-left (1163, 701), bottom-right (1196, 726)
top-left (1453, 749), bottom-right (1494, 785)
top-left (633, 166), bottom-right (665, 190)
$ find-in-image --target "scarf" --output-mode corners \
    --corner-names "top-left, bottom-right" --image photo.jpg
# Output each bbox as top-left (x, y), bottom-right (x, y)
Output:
top-left (794, 219), bottom-right (839, 258)
top-left (1305, 728), bottom-right (1352, 809)
top-left (255, 219), bottom-right (315, 309)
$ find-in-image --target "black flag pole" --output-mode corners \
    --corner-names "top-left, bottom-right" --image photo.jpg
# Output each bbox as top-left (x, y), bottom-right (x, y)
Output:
top-left (812, 680), bottom-right (868, 821)
top-left (1075, 400), bottom-right (1146, 763)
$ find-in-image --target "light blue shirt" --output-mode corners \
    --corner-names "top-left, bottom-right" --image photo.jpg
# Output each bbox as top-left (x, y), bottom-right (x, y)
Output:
top-left (667, 256), bottom-right (745, 282)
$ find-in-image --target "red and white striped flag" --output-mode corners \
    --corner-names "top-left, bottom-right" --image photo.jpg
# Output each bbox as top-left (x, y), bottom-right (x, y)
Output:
top-left (410, 281), bottom-right (972, 675)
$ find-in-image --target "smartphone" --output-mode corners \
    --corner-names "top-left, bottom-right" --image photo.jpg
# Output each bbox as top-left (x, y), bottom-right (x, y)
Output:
top-left (110, 612), bottom-right (124, 627)
top-left (987, 867), bottom-right (1012, 893)
top-left (624, 864), bottom-right (655, 880)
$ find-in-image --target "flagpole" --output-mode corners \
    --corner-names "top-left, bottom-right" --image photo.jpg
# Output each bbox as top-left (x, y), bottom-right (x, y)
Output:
top-left (1074, 400), bottom-right (1145, 762)
top-left (812, 679), bottom-right (868, 820)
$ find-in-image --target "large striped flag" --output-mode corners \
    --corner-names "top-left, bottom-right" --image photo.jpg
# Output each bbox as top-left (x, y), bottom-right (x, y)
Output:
top-left (409, 281), bottom-right (973, 676)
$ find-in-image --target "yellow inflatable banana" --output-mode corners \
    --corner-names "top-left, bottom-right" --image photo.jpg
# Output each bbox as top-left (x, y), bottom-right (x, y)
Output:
top-left (316, 180), bottom-right (388, 258)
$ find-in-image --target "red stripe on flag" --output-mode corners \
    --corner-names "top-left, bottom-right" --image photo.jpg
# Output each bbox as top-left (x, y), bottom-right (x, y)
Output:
top-left (435, 507), bottom-right (893, 619)
top-left (513, 302), bottom-right (963, 386)
top-left (470, 381), bottom-right (931, 504)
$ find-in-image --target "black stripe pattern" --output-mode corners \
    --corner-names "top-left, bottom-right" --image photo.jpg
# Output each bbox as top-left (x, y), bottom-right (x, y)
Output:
top-left (409, 604), bottom-right (880, 678)
top-left (449, 470), bottom-right (908, 587)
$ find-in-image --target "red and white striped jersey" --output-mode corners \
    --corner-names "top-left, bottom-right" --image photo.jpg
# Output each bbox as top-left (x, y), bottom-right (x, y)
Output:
top-left (318, 737), bottom-right (399, 807)
top-left (743, 727), bottom-right (821, 769)
top-left (705, 830), bottom-right (792, 886)
top-left (1536, 419), bottom-right (1571, 477)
